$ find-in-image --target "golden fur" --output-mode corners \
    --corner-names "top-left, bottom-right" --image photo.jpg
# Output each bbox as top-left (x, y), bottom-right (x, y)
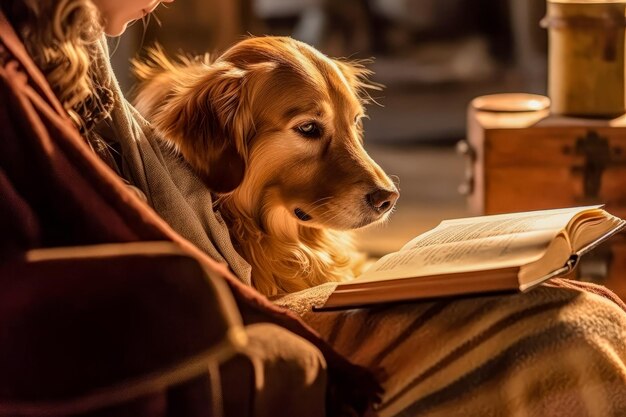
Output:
top-left (133, 37), bottom-right (399, 296)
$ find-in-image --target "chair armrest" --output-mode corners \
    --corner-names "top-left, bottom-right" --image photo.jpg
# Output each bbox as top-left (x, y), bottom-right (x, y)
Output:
top-left (0, 241), bottom-right (246, 414)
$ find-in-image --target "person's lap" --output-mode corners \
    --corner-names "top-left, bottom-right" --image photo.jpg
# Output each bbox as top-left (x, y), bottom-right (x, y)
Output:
top-left (276, 281), bottom-right (626, 416)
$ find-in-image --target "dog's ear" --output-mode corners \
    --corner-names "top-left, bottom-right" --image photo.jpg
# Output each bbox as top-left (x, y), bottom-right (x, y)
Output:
top-left (158, 63), bottom-right (253, 193)
top-left (332, 59), bottom-right (383, 105)
top-left (133, 50), bottom-right (253, 194)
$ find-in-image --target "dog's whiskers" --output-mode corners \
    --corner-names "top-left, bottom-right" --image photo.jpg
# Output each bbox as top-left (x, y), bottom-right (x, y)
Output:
top-left (318, 206), bottom-right (351, 225)
top-left (295, 197), bottom-right (335, 218)
top-left (307, 202), bottom-right (340, 219)
top-left (305, 197), bottom-right (334, 212)
top-left (311, 196), bottom-right (333, 205)
top-left (389, 174), bottom-right (401, 189)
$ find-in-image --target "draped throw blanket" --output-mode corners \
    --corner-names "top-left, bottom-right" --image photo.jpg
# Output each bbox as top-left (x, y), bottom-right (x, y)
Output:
top-left (275, 279), bottom-right (626, 416)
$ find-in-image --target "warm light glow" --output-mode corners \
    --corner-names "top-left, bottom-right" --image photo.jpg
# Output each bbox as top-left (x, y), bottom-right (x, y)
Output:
top-left (472, 94), bottom-right (551, 113)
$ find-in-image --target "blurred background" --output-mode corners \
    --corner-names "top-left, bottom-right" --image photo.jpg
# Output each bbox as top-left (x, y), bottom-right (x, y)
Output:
top-left (110, 0), bottom-right (549, 256)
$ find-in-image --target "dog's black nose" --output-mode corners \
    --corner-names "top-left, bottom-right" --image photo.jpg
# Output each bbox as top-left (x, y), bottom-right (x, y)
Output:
top-left (366, 188), bottom-right (399, 213)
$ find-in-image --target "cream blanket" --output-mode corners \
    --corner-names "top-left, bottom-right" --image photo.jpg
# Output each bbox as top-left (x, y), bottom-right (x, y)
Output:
top-left (275, 281), bottom-right (626, 416)
top-left (95, 37), bottom-right (626, 416)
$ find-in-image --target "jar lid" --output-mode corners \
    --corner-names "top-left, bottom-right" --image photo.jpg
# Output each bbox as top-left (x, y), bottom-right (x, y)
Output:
top-left (471, 94), bottom-right (551, 112)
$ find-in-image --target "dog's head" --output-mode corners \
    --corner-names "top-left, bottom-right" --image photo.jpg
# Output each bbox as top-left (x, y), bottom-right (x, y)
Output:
top-left (133, 37), bottom-right (398, 231)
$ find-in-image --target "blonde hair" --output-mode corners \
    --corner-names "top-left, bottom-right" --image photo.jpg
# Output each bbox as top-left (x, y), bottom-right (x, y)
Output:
top-left (1, 0), bottom-right (112, 131)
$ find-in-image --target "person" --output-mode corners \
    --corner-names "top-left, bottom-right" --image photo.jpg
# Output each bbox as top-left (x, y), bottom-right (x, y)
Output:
top-left (0, 1), bottom-right (379, 417)
top-left (2, 1), bottom-right (626, 416)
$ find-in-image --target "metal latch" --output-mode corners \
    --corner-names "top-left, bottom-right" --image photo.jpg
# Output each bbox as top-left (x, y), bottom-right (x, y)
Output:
top-left (563, 130), bottom-right (624, 199)
top-left (456, 140), bottom-right (476, 196)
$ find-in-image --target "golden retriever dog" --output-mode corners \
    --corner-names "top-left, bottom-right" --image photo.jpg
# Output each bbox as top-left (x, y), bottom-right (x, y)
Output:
top-left (133, 37), bottom-right (399, 297)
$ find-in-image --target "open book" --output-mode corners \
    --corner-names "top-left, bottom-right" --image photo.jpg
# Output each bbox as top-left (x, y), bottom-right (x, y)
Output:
top-left (315, 205), bottom-right (625, 311)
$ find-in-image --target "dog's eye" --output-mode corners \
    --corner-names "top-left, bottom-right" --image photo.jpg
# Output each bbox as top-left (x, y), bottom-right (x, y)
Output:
top-left (296, 122), bottom-right (323, 139)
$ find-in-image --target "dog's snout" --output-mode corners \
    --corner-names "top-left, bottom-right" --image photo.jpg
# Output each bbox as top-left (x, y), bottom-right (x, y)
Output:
top-left (366, 188), bottom-right (399, 213)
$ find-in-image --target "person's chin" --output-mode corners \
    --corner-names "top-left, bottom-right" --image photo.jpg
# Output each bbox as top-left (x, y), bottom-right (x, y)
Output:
top-left (104, 20), bottom-right (129, 37)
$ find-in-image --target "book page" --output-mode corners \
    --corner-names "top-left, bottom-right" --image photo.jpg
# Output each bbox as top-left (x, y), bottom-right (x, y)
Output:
top-left (354, 229), bottom-right (561, 283)
top-left (353, 206), bottom-right (600, 285)
top-left (569, 212), bottom-right (623, 253)
top-left (400, 206), bottom-right (598, 252)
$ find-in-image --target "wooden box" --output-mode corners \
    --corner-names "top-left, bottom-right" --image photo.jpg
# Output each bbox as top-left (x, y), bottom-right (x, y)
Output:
top-left (459, 93), bottom-right (626, 298)
top-left (461, 94), bottom-right (626, 218)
